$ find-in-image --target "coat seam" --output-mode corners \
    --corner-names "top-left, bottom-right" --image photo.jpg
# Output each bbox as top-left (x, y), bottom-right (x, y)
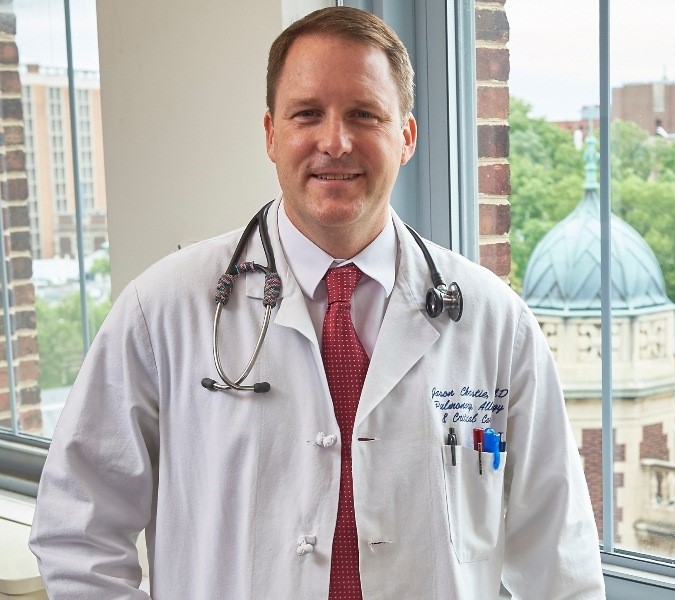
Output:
top-left (133, 281), bottom-right (160, 381)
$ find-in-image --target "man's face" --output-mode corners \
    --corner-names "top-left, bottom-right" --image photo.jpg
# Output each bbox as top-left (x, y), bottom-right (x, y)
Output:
top-left (264, 34), bottom-right (416, 254)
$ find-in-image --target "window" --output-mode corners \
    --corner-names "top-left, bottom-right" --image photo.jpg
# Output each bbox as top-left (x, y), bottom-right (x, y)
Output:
top-left (0, 1), bottom-right (110, 459)
top-left (501, 0), bottom-right (675, 591)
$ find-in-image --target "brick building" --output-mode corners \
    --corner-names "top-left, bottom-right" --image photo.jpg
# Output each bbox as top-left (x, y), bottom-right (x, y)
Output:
top-left (612, 79), bottom-right (675, 135)
top-left (0, 1), bottom-right (41, 434)
top-left (21, 64), bottom-right (107, 259)
top-left (476, 0), bottom-right (511, 278)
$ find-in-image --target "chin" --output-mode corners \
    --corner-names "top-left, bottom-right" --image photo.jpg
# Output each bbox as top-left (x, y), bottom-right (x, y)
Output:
top-left (310, 198), bottom-right (366, 227)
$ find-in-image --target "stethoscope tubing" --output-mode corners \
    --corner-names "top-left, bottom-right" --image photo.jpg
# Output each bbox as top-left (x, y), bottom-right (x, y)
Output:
top-left (203, 201), bottom-right (462, 394)
top-left (211, 296), bottom-right (273, 392)
top-left (202, 201), bottom-right (277, 393)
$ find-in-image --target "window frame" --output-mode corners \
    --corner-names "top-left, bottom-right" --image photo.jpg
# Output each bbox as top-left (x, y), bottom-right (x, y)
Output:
top-left (596, 0), bottom-right (674, 589)
top-left (0, 0), bottom-right (91, 467)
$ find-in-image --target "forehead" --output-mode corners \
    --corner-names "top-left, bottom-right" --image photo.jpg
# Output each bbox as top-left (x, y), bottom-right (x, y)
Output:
top-left (276, 34), bottom-right (398, 107)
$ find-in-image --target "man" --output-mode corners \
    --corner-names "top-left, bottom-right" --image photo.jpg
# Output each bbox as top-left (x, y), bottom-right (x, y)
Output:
top-left (30, 7), bottom-right (605, 599)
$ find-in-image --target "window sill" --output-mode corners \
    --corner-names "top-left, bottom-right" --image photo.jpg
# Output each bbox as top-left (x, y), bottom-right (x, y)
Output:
top-left (0, 435), bottom-right (48, 498)
top-left (602, 552), bottom-right (675, 600)
top-left (0, 490), bottom-right (42, 598)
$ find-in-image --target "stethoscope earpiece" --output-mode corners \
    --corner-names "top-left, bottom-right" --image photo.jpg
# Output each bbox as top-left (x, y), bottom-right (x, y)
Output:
top-left (425, 282), bottom-right (463, 322)
top-left (201, 377), bottom-right (217, 390)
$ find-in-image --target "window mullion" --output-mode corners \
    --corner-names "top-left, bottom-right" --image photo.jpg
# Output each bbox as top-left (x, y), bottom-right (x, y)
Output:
top-left (63, 0), bottom-right (91, 353)
top-left (599, 0), bottom-right (614, 554)
top-left (453, 0), bottom-right (478, 263)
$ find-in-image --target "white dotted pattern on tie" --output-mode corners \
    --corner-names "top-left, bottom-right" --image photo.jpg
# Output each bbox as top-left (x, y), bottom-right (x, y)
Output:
top-left (322, 265), bottom-right (369, 600)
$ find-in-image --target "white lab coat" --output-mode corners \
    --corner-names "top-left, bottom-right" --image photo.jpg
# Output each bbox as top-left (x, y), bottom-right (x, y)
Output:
top-left (30, 199), bottom-right (605, 599)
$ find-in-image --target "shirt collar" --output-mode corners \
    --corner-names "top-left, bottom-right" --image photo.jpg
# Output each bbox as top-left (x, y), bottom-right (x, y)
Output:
top-left (277, 200), bottom-right (397, 300)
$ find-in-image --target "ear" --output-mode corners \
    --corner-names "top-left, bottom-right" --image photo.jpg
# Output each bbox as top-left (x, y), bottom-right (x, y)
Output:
top-left (400, 113), bottom-right (417, 166)
top-left (264, 111), bottom-right (276, 163)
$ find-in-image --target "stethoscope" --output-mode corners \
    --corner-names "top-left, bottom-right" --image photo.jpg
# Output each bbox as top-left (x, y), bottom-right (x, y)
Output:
top-left (201, 200), bottom-right (463, 394)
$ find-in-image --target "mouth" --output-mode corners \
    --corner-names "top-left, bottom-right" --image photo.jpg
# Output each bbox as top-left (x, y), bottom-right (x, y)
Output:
top-left (311, 173), bottom-right (361, 181)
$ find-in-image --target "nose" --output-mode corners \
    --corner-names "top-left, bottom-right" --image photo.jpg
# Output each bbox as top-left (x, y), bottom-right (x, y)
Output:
top-left (317, 116), bottom-right (352, 158)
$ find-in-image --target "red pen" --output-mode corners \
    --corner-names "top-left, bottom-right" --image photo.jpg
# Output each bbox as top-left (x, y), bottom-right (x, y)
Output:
top-left (473, 428), bottom-right (484, 451)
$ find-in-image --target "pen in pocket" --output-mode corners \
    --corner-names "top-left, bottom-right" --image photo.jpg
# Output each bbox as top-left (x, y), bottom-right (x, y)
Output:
top-left (447, 427), bottom-right (457, 466)
top-left (473, 428), bottom-right (484, 474)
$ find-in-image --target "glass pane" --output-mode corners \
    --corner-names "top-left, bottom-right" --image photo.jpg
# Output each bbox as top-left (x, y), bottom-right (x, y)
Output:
top-left (610, 0), bottom-right (675, 560)
top-left (0, 0), bottom-right (110, 439)
top-left (505, 0), bottom-right (605, 548)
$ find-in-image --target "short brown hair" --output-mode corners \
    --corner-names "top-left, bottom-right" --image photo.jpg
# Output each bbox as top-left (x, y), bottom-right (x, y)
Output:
top-left (267, 7), bottom-right (414, 122)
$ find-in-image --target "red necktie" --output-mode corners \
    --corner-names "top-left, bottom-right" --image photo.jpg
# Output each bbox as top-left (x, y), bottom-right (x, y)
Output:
top-left (322, 264), bottom-right (369, 600)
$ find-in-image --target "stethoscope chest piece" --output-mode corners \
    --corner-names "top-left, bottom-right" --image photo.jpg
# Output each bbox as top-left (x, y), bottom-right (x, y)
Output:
top-left (403, 223), bottom-right (464, 323)
top-left (426, 282), bottom-right (463, 322)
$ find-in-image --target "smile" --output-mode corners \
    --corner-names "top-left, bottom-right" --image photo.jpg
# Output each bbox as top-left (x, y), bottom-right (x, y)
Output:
top-left (312, 174), bottom-right (360, 180)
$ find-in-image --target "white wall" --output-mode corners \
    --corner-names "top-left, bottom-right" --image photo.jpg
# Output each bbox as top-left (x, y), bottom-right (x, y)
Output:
top-left (96, 0), bottom-right (284, 297)
top-left (281, 0), bottom-right (332, 27)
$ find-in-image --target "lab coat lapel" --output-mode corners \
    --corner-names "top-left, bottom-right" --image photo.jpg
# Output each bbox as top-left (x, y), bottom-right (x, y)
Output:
top-left (244, 198), bottom-right (319, 347)
top-left (355, 214), bottom-right (440, 429)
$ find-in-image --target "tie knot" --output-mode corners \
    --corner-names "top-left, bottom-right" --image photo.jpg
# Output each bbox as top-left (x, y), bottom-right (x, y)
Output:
top-left (324, 264), bottom-right (363, 305)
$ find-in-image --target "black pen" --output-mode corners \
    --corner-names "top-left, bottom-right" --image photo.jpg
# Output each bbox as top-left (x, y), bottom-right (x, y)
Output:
top-left (449, 427), bottom-right (457, 466)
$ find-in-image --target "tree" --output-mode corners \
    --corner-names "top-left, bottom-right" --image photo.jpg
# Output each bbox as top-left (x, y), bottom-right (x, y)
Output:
top-left (36, 294), bottom-right (111, 389)
top-left (610, 120), bottom-right (652, 179)
top-left (613, 175), bottom-right (675, 299)
top-left (88, 255), bottom-right (110, 278)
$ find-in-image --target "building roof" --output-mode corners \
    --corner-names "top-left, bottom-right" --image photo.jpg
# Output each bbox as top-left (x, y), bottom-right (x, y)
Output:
top-left (521, 134), bottom-right (671, 313)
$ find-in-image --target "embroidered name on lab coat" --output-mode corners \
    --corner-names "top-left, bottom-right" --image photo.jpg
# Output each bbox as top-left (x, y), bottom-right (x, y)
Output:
top-left (431, 386), bottom-right (508, 424)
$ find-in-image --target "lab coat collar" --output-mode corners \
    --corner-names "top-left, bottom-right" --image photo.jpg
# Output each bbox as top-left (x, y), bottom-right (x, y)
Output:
top-left (244, 198), bottom-right (444, 428)
top-left (355, 210), bottom-right (441, 429)
top-left (277, 200), bottom-right (396, 301)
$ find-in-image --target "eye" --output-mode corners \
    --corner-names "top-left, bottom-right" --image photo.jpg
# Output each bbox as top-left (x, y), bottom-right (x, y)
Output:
top-left (353, 110), bottom-right (377, 120)
top-left (294, 110), bottom-right (320, 120)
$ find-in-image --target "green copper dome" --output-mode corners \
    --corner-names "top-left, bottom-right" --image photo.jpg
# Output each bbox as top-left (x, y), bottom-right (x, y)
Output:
top-left (521, 134), bottom-right (670, 313)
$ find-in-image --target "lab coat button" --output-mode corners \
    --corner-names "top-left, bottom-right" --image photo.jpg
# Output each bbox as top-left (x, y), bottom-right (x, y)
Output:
top-left (296, 535), bottom-right (316, 555)
top-left (316, 432), bottom-right (337, 447)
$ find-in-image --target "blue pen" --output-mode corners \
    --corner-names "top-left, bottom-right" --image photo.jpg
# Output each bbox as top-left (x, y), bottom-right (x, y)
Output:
top-left (483, 428), bottom-right (500, 470)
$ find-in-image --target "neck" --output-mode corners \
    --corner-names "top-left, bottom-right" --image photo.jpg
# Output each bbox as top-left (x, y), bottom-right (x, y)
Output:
top-left (314, 229), bottom-right (379, 259)
top-left (283, 203), bottom-right (389, 260)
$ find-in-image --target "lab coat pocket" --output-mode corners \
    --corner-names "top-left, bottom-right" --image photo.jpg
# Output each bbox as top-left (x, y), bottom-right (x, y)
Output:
top-left (441, 445), bottom-right (506, 563)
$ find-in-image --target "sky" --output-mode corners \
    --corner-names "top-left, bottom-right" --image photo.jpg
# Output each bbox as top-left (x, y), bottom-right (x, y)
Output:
top-left (507, 0), bottom-right (675, 121)
top-left (14, 0), bottom-right (99, 72)
top-left (12, 0), bottom-right (675, 121)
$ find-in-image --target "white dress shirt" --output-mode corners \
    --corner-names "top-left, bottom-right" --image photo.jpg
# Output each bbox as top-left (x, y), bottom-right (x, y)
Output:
top-left (277, 201), bottom-right (397, 358)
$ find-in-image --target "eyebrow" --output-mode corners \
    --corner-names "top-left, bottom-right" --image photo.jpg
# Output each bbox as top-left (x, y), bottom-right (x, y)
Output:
top-left (284, 97), bottom-right (389, 114)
